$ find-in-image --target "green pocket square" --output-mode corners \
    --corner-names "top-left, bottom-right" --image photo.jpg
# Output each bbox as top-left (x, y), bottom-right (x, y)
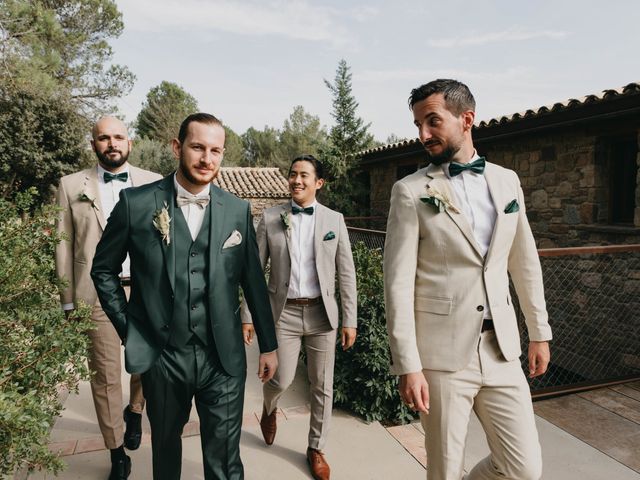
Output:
top-left (323, 231), bottom-right (335, 241)
top-left (504, 199), bottom-right (519, 214)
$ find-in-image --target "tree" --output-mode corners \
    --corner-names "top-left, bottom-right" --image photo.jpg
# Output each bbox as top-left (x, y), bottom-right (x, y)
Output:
top-left (279, 105), bottom-right (328, 163)
top-left (0, 0), bottom-right (134, 201)
top-left (322, 59), bottom-right (376, 216)
top-left (127, 138), bottom-right (175, 176)
top-left (241, 126), bottom-right (283, 169)
top-left (135, 81), bottom-right (198, 144)
top-left (222, 126), bottom-right (243, 167)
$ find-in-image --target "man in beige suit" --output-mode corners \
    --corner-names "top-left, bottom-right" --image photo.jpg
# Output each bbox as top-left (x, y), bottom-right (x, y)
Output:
top-left (384, 80), bottom-right (552, 480)
top-left (242, 155), bottom-right (357, 480)
top-left (55, 116), bottom-right (161, 479)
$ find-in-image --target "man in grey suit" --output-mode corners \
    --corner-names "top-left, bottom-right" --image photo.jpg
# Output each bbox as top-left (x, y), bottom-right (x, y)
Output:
top-left (242, 155), bottom-right (357, 480)
top-left (55, 116), bottom-right (161, 479)
top-left (384, 80), bottom-right (552, 480)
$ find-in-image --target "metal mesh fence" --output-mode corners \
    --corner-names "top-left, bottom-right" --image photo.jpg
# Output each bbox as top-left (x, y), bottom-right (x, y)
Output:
top-left (346, 227), bottom-right (640, 394)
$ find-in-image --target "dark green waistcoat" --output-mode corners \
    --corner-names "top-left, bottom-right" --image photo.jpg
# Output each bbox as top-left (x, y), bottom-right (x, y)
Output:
top-left (168, 205), bottom-right (213, 347)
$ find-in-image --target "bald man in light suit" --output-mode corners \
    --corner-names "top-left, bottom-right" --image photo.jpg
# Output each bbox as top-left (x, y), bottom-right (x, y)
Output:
top-left (384, 80), bottom-right (552, 480)
top-left (56, 116), bottom-right (161, 479)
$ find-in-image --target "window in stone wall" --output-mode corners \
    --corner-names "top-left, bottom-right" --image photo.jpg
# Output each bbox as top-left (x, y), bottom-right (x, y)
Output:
top-left (608, 135), bottom-right (638, 224)
top-left (396, 164), bottom-right (419, 179)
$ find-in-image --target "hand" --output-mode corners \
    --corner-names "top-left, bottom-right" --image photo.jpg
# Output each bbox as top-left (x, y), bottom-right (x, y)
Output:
top-left (528, 341), bottom-right (550, 378)
top-left (399, 371), bottom-right (430, 413)
top-left (258, 351), bottom-right (278, 383)
top-left (341, 327), bottom-right (357, 351)
top-left (242, 323), bottom-right (254, 345)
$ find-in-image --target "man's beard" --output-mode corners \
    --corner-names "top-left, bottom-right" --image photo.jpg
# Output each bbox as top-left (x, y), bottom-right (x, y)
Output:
top-left (424, 145), bottom-right (457, 166)
top-left (96, 148), bottom-right (129, 169)
top-left (179, 154), bottom-right (218, 186)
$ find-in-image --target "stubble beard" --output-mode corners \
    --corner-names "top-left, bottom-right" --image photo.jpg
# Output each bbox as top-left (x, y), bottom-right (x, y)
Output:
top-left (179, 154), bottom-right (218, 187)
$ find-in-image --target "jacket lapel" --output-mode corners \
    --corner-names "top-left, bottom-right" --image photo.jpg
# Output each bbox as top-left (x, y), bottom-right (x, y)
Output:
top-left (313, 203), bottom-right (325, 273)
top-left (85, 168), bottom-right (106, 230)
top-left (280, 203), bottom-right (293, 267)
top-left (154, 176), bottom-right (176, 294)
top-left (425, 164), bottom-right (484, 259)
top-left (208, 185), bottom-right (226, 287)
top-left (483, 163), bottom-right (507, 265)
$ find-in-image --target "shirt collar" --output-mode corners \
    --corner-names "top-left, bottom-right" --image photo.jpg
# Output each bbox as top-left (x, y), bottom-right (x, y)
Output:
top-left (443, 150), bottom-right (481, 179)
top-left (173, 173), bottom-right (211, 198)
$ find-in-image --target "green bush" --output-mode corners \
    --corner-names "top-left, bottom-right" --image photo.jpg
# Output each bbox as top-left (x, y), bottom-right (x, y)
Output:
top-left (0, 188), bottom-right (92, 476)
top-left (333, 242), bottom-right (416, 424)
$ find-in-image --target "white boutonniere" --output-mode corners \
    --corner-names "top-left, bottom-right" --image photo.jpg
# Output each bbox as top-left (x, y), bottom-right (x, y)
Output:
top-left (420, 185), bottom-right (460, 214)
top-left (153, 201), bottom-right (171, 245)
top-left (78, 191), bottom-right (99, 211)
top-left (280, 211), bottom-right (291, 232)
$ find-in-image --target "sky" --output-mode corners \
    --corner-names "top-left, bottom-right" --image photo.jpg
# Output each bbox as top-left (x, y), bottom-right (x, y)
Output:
top-left (111, 0), bottom-right (639, 143)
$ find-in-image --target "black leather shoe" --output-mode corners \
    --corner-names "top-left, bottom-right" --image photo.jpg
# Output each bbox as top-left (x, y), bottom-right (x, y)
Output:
top-left (123, 406), bottom-right (142, 450)
top-left (109, 454), bottom-right (131, 480)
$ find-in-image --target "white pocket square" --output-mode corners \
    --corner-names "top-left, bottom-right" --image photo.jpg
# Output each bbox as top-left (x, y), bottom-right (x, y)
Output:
top-left (222, 230), bottom-right (242, 249)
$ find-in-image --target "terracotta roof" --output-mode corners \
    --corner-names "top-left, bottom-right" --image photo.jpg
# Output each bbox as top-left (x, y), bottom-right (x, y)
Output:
top-left (360, 81), bottom-right (640, 156)
top-left (213, 167), bottom-right (289, 198)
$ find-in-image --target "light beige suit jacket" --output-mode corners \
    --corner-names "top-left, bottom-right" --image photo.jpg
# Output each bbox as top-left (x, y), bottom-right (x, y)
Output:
top-left (55, 165), bottom-right (162, 307)
top-left (384, 162), bottom-right (552, 375)
top-left (242, 202), bottom-right (357, 329)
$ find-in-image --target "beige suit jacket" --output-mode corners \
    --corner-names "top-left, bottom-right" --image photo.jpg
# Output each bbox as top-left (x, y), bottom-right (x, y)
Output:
top-left (55, 165), bottom-right (162, 307)
top-left (384, 162), bottom-right (552, 375)
top-left (242, 202), bottom-right (357, 329)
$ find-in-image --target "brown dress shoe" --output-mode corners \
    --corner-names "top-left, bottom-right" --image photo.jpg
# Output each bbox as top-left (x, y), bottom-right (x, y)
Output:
top-left (259, 405), bottom-right (277, 445)
top-left (307, 447), bottom-right (330, 480)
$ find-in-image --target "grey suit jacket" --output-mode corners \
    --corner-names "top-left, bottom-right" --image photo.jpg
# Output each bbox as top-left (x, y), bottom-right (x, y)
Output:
top-left (55, 165), bottom-right (162, 307)
top-left (242, 202), bottom-right (357, 330)
top-left (384, 162), bottom-right (552, 375)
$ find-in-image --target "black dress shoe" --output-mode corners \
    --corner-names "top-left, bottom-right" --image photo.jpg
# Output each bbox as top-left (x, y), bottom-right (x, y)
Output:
top-left (123, 406), bottom-right (142, 450)
top-left (109, 454), bottom-right (131, 480)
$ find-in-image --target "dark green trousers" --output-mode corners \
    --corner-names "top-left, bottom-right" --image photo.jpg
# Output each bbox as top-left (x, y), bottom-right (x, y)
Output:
top-left (141, 343), bottom-right (246, 480)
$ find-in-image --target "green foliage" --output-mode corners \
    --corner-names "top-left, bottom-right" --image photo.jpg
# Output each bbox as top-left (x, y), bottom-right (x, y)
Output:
top-left (128, 137), bottom-right (175, 176)
top-left (333, 242), bottom-right (416, 425)
top-left (241, 126), bottom-right (284, 169)
top-left (0, 188), bottom-right (92, 475)
top-left (321, 59), bottom-right (377, 216)
top-left (222, 126), bottom-right (243, 167)
top-left (135, 81), bottom-right (198, 144)
top-left (279, 105), bottom-right (328, 166)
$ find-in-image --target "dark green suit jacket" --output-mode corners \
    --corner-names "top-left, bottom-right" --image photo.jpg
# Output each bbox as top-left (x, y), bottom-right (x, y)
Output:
top-left (90, 175), bottom-right (277, 376)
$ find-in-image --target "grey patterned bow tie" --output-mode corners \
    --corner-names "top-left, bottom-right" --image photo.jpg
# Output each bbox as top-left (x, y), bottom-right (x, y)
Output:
top-left (176, 194), bottom-right (210, 209)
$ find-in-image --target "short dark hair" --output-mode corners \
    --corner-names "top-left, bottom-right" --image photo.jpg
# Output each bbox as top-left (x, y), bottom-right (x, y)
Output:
top-left (408, 79), bottom-right (476, 115)
top-left (289, 154), bottom-right (324, 180)
top-left (177, 112), bottom-right (223, 143)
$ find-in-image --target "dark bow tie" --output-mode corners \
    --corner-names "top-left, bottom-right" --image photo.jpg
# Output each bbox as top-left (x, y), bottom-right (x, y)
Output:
top-left (176, 194), bottom-right (210, 209)
top-left (292, 205), bottom-right (314, 215)
top-left (448, 157), bottom-right (486, 177)
top-left (103, 171), bottom-right (128, 183)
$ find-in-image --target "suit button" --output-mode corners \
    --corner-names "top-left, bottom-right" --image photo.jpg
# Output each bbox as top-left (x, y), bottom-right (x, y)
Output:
top-left (285, 282), bottom-right (289, 287)
top-left (191, 252), bottom-right (197, 257)
top-left (190, 270), bottom-right (196, 274)
top-left (477, 305), bottom-right (484, 312)
top-left (162, 324), bottom-right (169, 330)
top-left (191, 305), bottom-right (197, 310)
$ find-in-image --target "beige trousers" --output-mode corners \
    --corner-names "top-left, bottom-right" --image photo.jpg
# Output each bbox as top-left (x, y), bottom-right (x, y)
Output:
top-left (421, 330), bottom-right (542, 480)
top-left (88, 288), bottom-right (145, 449)
top-left (263, 302), bottom-right (336, 451)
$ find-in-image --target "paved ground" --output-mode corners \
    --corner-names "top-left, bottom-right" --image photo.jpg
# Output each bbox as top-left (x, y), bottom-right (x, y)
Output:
top-left (27, 342), bottom-right (640, 479)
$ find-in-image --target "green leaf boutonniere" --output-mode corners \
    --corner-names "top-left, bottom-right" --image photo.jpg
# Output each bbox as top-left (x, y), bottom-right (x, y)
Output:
top-left (153, 202), bottom-right (171, 245)
top-left (280, 211), bottom-right (291, 232)
top-left (78, 191), bottom-right (99, 211)
top-left (420, 185), bottom-right (460, 214)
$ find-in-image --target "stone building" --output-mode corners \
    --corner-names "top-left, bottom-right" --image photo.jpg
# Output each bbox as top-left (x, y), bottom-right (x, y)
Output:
top-left (359, 82), bottom-right (640, 247)
top-left (214, 167), bottom-right (289, 220)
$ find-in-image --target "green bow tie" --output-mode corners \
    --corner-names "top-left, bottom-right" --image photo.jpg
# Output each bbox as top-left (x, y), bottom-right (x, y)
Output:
top-left (448, 157), bottom-right (486, 177)
top-left (103, 171), bottom-right (129, 183)
top-left (292, 205), bottom-right (314, 215)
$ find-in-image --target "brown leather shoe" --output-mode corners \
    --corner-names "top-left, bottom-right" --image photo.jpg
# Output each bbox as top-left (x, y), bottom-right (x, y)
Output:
top-left (307, 447), bottom-right (330, 480)
top-left (259, 405), bottom-right (277, 445)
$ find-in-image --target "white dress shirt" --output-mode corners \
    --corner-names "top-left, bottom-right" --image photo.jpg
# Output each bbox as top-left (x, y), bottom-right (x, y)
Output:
top-left (287, 200), bottom-right (321, 299)
top-left (97, 164), bottom-right (132, 278)
top-left (444, 153), bottom-right (497, 318)
top-left (174, 175), bottom-right (210, 240)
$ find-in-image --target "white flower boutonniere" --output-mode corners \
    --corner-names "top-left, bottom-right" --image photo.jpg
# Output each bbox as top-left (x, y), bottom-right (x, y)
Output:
top-left (78, 191), bottom-right (99, 211)
top-left (153, 201), bottom-right (171, 245)
top-left (420, 185), bottom-right (460, 214)
top-left (280, 211), bottom-right (291, 232)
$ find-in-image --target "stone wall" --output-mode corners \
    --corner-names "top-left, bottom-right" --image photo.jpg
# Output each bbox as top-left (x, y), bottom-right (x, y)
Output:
top-left (247, 197), bottom-right (288, 224)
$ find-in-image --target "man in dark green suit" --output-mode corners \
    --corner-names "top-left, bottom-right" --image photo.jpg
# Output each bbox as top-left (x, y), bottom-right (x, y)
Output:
top-left (91, 113), bottom-right (278, 480)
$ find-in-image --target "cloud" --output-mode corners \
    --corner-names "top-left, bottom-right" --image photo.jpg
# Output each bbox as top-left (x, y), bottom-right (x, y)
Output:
top-left (117, 0), bottom-right (363, 48)
top-left (427, 27), bottom-right (568, 48)
top-left (358, 66), bottom-right (536, 84)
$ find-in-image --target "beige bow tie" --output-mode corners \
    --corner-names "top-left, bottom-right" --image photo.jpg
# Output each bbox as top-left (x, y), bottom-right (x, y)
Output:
top-left (176, 194), bottom-right (210, 209)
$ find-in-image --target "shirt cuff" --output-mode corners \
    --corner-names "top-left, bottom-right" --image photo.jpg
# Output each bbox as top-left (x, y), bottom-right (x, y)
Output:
top-left (61, 303), bottom-right (74, 311)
